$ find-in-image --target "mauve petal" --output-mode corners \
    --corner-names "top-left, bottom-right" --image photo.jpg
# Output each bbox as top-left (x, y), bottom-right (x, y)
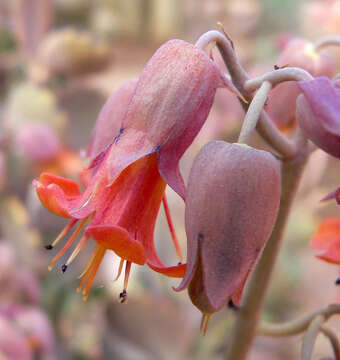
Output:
top-left (298, 77), bottom-right (340, 135)
top-left (176, 141), bottom-right (281, 313)
top-left (87, 78), bottom-right (138, 159)
top-left (107, 39), bottom-right (223, 199)
top-left (296, 84), bottom-right (340, 158)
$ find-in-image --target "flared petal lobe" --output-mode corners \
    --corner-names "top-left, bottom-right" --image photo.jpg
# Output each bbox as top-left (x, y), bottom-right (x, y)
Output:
top-left (33, 173), bottom-right (81, 218)
top-left (107, 39), bottom-right (224, 199)
top-left (296, 77), bottom-right (340, 158)
top-left (175, 141), bottom-right (281, 314)
top-left (310, 218), bottom-right (340, 264)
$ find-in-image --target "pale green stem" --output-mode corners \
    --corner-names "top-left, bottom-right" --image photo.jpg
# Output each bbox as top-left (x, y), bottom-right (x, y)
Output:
top-left (314, 35), bottom-right (340, 51)
top-left (320, 326), bottom-right (340, 360)
top-left (238, 81), bottom-right (272, 144)
top-left (225, 131), bottom-right (309, 360)
top-left (301, 315), bottom-right (325, 360)
top-left (258, 304), bottom-right (340, 337)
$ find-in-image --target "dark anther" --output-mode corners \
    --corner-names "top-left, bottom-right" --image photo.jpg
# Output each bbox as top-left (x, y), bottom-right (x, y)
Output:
top-left (274, 64), bottom-right (279, 70)
top-left (228, 299), bottom-right (239, 311)
top-left (45, 245), bottom-right (53, 250)
top-left (177, 262), bottom-right (182, 265)
top-left (114, 127), bottom-right (124, 143)
top-left (119, 290), bottom-right (127, 304)
top-left (335, 278), bottom-right (340, 285)
top-left (61, 264), bottom-right (67, 273)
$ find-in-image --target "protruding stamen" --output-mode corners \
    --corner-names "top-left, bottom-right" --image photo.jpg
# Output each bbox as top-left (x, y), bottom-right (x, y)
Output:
top-left (45, 245), bottom-right (53, 250)
top-left (119, 261), bottom-right (132, 304)
top-left (65, 234), bottom-right (90, 266)
top-left (200, 314), bottom-right (212, 336)
top-left (162, 194), bottom-right (183, 263)
top-left (113, 259), bottom-right (125, 281)
top-left (52, 219), bottom-right (78, 247)
top-left (203, 314), bottom-right (211, 336)
top-left (48, 217), bottom-right (89, 271)
top-left (61, 264), bottom-right (67, 273)
top-left (200, 314), bottom-right (207, 333)
top-left (119, 290), bottom-right (127, 303)
top-left (81, 245), bottom-right (106, 301)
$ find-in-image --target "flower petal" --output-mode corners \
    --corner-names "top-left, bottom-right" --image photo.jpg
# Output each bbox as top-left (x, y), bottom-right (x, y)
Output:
top-left (147, 262), bottom-right (186, 278)
top-left (86, 225), bottom-right (146, 265)
top-left (38, 172), bottom-right (81, 199)
top-left (317, 239), bottom-right (340, 265)
top-left (310, 218), bottom-right (340, 250)
top-left (33, 180), bottom-right (72, 218)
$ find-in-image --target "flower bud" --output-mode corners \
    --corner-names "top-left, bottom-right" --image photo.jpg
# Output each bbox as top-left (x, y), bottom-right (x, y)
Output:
top-left (267, 38), bottom-right (335, 130)
top-left (296, 76), bottom-right (340, 158)
top-left (38, 28), bottom-right (110, 75)
top-left (175, 141), bottom-right (281, 317)
top-left (16, 123), bottom-right (61, 162)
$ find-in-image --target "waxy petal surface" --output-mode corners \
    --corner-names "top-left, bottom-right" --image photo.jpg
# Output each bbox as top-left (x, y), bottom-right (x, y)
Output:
top-left (297, 77), bottom-right (340, 157)
top-left (176, 141), bottom-right (281, 313)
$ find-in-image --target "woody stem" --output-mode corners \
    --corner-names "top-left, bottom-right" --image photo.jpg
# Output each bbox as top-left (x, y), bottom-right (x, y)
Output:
top-left (225, 130), bottom-right (309, 360)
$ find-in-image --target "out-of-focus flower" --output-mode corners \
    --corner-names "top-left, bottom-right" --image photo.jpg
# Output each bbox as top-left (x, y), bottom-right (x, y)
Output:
top-left (5, 83), bottom-right (65, 133)
top-left (34, 39), bottom-right (227, 300)
top-left (267, 38), bottom-right (334, 131)
top-left (0, 152), bottom-right (7, 191)
top-left (175, 141), bottom-right (281, 332)
top-left (0, 314), bottom-right (32, 360)
top-left (296, 77), bottom-right (340, 158)
top-left (0, 305), bottom-right (56, 360)
top-left (38, 28), bottom-right (110, 76)
top-left (15, 306), bottom-right (55, 358)
top-left (16, 123), bottom-right (61, 162)
top-left (310, 218), bottom-right (340, 264)
top-left (0, 241), bottom-right (41, 303)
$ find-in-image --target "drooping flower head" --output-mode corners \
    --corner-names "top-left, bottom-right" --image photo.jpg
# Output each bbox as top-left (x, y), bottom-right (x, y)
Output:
top-left (296, 76), bottom-right (340, 158)
top-left (34, 39), bottom-right (228, 300)
top-left (175, 141), bottom-right (281, 333)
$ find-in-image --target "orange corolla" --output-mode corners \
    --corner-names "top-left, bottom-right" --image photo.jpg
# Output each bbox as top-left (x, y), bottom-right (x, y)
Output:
top-left (33, 38), bottom-right (228, 300)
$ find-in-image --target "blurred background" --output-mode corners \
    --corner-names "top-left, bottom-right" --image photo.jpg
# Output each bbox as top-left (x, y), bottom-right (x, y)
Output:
top-left (1, 0), bottom-right (340, 359)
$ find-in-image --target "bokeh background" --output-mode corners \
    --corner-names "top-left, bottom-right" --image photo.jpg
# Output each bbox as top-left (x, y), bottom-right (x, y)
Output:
top-left (1, 0), bottom-right (340, 359)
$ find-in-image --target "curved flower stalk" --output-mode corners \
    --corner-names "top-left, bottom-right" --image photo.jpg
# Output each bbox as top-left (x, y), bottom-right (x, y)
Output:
top-left (296, 76), bottom-right (340, 158)
top-left (175, 141), bottom-right (281, 333)
top-left (34, 38), bottom-right (227, 301)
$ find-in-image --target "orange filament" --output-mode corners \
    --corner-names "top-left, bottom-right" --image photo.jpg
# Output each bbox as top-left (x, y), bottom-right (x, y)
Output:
top-left (48, 217), bottom-right (89, 271)
top-left (113, 259), bottom-right (125, 281)
top-left (123, 261), bottom-right (131, 291)
top-left (51, 219), bottom-right (78, 247)
top-left (80, 245), bottom-right (106, 301)
top-left (162, 194), bottom-right (183, 263)
top-left (65, 233), bottom-right (90, 266)
top-left (200, 314), bottom-right (212, 336)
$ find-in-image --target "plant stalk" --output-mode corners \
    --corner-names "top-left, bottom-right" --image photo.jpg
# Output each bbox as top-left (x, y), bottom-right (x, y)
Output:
top-left (225, 131), bottom-right (309, 360)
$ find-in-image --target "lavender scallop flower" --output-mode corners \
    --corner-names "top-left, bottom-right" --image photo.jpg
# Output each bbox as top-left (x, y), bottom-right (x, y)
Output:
top-left (296, 76), bottom-right (340, 158)
top-left (175, 141), bottom-right (281, 333)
